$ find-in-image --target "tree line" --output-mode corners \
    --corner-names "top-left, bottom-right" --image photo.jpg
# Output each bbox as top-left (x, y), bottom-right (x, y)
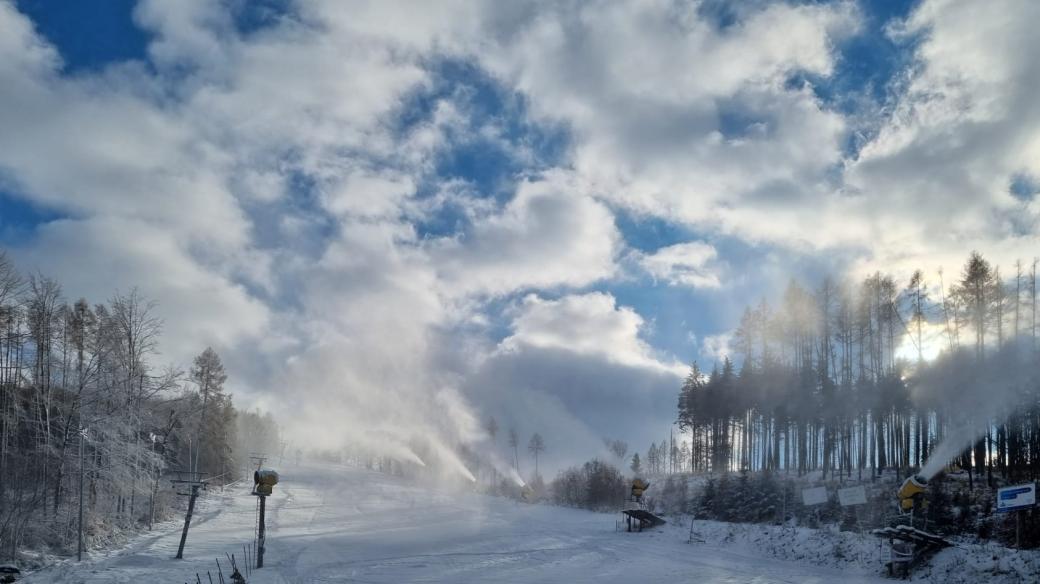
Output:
top-left (0, 250), bottom-right (278, 560)
top-left (676, 251), bottom-right (1040, 487)
top-left (481, 416), bottom-right (546, 485)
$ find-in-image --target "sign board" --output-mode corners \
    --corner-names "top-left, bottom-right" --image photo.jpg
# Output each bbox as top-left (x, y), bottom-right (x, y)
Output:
top-left (838, 485), bottom-right (867, 507)
top-left (997, 483), bottom-right (1036, 513)
top-left (801, 486), bottom-right (828, 506)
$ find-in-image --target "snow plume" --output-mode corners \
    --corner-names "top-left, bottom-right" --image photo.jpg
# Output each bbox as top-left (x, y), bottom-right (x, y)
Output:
top-left (506, 467), bottom-right (527, 488)
top-left (482, 451), bottom-right (526, 487)
top-left (913, 344), bottom-right (1037, 479)
top-left (262, 221), bottom-right (488, 484)
top-left (275, 338), bottom-right (482, 483)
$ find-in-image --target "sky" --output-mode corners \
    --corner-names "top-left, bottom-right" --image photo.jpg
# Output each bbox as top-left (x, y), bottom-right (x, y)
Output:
top-left (1, 0), bottom-right (1038, 477)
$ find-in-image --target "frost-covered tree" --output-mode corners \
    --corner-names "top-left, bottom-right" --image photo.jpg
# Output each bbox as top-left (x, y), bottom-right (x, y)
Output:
top-left (190, 347), bottom-right (229, 474)
top-left (0, 249), bottom-right (261, 560)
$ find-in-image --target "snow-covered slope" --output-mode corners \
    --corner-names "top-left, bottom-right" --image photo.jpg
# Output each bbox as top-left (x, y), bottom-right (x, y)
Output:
top-left (22, 463), bottom-right (895, 583)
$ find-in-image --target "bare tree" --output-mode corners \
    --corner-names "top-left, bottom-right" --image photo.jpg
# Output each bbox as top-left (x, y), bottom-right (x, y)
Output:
top-left (1033, 258), bottom-right (1038, 352)
top-left (485, 416), bottom-right (498, 442)
top-left (1014, 260), bottom-right (1023, 338)
top-left (109, 288), bottom-right (162, 405)
top-left (528, 433), bottom-right (545, 478)
top-left (507, 428), bottom-right (519, 474)
top-left (954, 252), bottom-right (996, 362)
top-left (485, 417), bottom-right (499, 485)
top-left (605, 438), bottom-right (628, 462)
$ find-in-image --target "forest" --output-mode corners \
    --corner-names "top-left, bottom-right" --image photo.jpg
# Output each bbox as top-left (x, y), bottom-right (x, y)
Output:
top-left (675, 251), bottom-right (1040, 487)
top-left (0, 250), bottom-right (280, 561)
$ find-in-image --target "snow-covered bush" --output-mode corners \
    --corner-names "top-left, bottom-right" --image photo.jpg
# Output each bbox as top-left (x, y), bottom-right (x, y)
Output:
top-left (550, 459), bottom-right (626, 511)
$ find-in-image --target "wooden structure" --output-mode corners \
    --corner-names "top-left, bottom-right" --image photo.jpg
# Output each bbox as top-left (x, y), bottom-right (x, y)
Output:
top-left (622, 506), bottom-right (667, 532)
top-left (872, 525), bottom-right (951, 579)
top-left (621, 479), bottom-right (666, 532)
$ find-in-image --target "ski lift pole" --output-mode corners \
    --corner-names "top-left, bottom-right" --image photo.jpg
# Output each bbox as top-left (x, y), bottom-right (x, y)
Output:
top-left (172, 470), bottom-right (208, 559)
top-left (257, 494), bottom-right (266, 568)
top-left (77, 426), bottom-right (86, 561)
top-left (176, 484), bottom-right (201, 559)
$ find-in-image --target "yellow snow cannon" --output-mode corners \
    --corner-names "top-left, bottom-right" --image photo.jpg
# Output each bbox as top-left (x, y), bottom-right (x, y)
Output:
top-left (254, 469), bottom-right (280, 496)
top-left (521, 484), bottom-right (535, 502)
top-left (631, 478), bottom-right (650, 502)
top-left (898, 475), bottom-right (927, 511)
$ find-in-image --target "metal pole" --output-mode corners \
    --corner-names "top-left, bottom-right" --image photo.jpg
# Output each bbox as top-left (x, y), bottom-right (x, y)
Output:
top-left (257, 495), bottom-right (266, 568)
top-left (176, 484), bottom-right (200, 559)
top-left (1016, 511), bottom-right (1021, 549)
top-left (77, 429), bottom-right (85, 561)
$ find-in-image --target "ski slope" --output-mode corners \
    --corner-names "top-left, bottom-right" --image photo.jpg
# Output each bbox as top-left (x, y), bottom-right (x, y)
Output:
top-left (25, 462), bottom-right (891, 583)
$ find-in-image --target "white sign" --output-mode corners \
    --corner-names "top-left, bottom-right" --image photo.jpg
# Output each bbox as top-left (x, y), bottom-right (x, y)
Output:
top-left (997, 483), bottom-right (1036, 513)
top-left (838, 485), bottom-right (867, 507)
top-left (802, 486), bottom-right (828, 506)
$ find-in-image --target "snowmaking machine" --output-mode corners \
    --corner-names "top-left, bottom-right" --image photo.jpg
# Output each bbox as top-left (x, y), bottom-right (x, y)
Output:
top-left (620, 478), bottom-right (666, 532)
top-left (631, 478), bottom-right (649, 503)
top-left (897, 475), bottom-right (928, 512)
top-left (872, 474), bottom-right (951, 578)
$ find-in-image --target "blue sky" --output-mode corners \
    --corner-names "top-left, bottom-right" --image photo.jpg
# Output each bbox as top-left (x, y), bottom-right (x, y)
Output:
top-left (2, 0), bottom-right (1038, 471)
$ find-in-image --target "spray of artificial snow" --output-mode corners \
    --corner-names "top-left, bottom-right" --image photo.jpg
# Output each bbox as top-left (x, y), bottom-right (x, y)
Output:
top-left (507, 467), bottom-right (526, 488)
top-left (913, 344), bottom-right (1034, 480)
top-left (921, 433), bottom-right (974, 479)
top-left (275, 341), bottom-right (486, 484)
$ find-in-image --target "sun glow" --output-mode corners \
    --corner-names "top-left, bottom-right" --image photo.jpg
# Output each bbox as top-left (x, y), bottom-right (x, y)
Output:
top-left (894, 320), bottom-right (948, 364)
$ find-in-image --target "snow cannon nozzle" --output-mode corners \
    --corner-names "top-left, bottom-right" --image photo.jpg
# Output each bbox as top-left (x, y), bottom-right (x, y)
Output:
top-left (897, 474), bottom-right (928, 511)
top-left (254, 468), bottom-right (279, 496)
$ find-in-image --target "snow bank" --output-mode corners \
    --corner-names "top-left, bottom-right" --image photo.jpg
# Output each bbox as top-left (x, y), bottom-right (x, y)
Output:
top-left (676, 516), bottom-right (1039, 583)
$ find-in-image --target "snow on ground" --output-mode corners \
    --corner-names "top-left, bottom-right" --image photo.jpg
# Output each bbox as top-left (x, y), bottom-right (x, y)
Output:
top-left (20, 462), bottom-right (1035, 583)
top-left (683, 518), bottom-right (1040, 584)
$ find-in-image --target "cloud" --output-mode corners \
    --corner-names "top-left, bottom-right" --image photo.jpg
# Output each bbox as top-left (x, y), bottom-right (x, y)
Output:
top-left (477, 0), bottom-right (858, 245)
top-left (0, 0), bottom-right (486, 478)
top-left (2, 0), bottom-right (1039, 479)
top-left (430, 174), bottom-right (620, 296)
top-left (467, 291), bottom-right (686, 475)
top-left (636, 241), bottom-right (721, 289)
top-left (0, 4), bottom-right (249, 252)
top-left (470, 0), bottom-right (1039, 279)
top-left (9, 217), bottom-right (270, 365)
top-left (501, 292), bottom-right (685, 377)
top-left (700, 332), bottom-right (734, 364)
top-left (843, 0), bottom-right (1040, 273)
top-left (464, 345), bottom-right (682, 477)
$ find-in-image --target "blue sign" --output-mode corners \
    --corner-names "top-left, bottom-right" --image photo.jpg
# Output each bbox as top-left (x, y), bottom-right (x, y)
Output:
top-left (996, 483), bottom-right (1036, 513)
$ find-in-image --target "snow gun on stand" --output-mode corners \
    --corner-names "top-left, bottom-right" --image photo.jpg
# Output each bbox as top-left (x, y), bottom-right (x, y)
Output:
top-left (620, 478), bottom-right (665, 532)
top-left (520, 484), bottom-right (535, 502)
top-left (630, 478), bottom-right (649, 503)
top-left (254, 469), bottom-right (279, 496)
top-left (872, 474), bottom-right (951, 578)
